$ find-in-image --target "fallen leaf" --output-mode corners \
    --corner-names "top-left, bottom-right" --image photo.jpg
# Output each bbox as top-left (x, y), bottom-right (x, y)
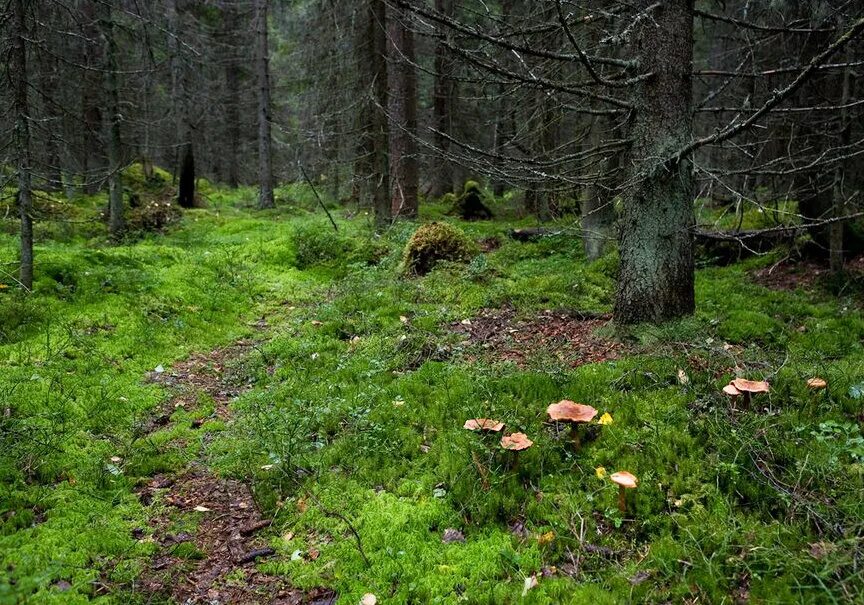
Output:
top-left (598, 412), bottom-right (613, 426)
top-left (677, 369), bottom-right (689, 385)
top-left (110, 456), bottom-right (123, 463)
top-left (522, 574), bottom-right (538, 596)
top-left (460, 318), bottom-right (472, 326)
top-left (296, 498), bottom-right (308, 513)
top-left (308, 548), bottom-right (320, 560)
top-left (260, 464), bottom-right (274, 470)
top-left (537, 530), bottom-right (555, 546)
top-left (400, 315), bottom-right (409, 324)
top-left (360, 594), bottom-right (377, 605)
top-left (291, 549), bottom-right (304, 561)
top-left (193, 505), bottom-right (211, 512)
top-left (154, 364), bottom-right (165, 374)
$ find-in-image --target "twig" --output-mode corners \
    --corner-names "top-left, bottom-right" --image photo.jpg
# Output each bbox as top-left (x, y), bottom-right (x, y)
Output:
top-left (298, 163), bottom-right (338, 232)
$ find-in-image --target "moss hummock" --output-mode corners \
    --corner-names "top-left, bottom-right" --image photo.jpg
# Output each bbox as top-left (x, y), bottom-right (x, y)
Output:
top-left (402, 221), bottom-right (475, 276)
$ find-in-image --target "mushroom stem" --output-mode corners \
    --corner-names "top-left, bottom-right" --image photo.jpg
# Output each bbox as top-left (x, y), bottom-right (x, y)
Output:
top-left (570, 426), bottom-right (582, 451)
top-left (617, 485), bottom-right (627, 514)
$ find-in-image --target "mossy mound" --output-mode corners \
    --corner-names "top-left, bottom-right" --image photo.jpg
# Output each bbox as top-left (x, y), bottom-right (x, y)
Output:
top-left (128, 199), bottom-right (182, 233)
top-left (402, 222), bottom-right (475, 276)
top-left (455, 180), bottom-right (493, 220)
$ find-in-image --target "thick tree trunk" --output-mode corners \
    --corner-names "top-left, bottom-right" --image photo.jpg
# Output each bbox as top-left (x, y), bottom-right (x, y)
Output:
top-left (355, 0), bottom-right (391, 228)
top-left (256, 0), bottom-right (275, 209)
top-left (614, 1), bottom-right (696, 324)
top-left (387, 4), bottom-right (419, 219)
top-left (105, 4), bottom-right (125, 239)
top-left (12, 0), bottom-right (33, 289)
top-left (430, 0), bottom-right (455, 199)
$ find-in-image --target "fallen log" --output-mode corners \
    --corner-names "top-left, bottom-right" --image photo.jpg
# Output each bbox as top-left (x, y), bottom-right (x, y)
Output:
top-left (509, 227), bottom-right (562, 241)
top-left (236, 547), bottom-right (275, 564)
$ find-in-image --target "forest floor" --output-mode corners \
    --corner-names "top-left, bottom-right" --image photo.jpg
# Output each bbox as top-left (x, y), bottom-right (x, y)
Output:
top-left (2, 179), bottom-right (864, 604)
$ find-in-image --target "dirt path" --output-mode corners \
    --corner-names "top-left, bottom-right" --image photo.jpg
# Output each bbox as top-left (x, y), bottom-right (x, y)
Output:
top-left (136, 340), bottom-right (336, 605)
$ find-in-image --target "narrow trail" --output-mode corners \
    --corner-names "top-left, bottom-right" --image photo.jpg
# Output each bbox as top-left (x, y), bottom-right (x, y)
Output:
top-left (136, 338), bottom-right (337, 605)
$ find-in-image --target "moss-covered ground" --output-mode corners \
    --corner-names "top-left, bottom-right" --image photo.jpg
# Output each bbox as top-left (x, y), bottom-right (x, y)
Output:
top-left (1, 182), bottom-right (863, 604)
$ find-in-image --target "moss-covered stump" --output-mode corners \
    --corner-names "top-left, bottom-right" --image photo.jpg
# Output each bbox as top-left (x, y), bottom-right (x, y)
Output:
top-left (455, 181), bottom-right (493, 221)
top-left (402, 222), bottom-right (474, 276)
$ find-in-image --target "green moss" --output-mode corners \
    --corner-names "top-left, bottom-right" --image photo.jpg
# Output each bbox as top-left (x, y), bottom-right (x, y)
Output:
top-left (402, 221), bottom-right (475, 276)
top-left (2, 182), bottom-right (863, 603)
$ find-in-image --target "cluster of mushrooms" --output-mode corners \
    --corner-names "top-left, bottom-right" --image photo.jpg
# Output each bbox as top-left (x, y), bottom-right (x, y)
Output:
top-left (463, 400), bottom-right (639, 513)
top-left (722, 376), bottom-right (826, 408)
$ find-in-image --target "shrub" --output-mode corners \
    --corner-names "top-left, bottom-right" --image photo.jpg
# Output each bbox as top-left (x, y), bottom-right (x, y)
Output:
top-left (402, 222), bottom-right (475, 276)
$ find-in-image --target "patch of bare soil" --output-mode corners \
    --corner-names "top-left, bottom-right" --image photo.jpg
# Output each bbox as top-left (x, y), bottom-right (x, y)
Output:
top-left (137, 340), bottom-right (336, 605)
top-left (752, 255), bottom-right (864, 292)
top-left (452, 307), bottom-right (628, 368)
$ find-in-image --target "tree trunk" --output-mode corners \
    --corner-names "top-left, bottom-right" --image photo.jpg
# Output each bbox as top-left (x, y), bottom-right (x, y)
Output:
top-left (429, 0), bottom-right (455, 199)
top-left (387, 4), bottom-right (419, 219)
top-left (105, 3), bottom-right (125, 239)
top-left (369, 0), bottom-right (391, 228)
top-left (614, 0), bottom-right (695, 324)
top-left (223, 5), bottom-right (242, 189)
top-left (12, 0), bottom-right (33, 290)
top-left (581, 120), bottom-right (619, 260)
top-left (178, 143), bottom-right (196, 208)
top-left (256, 0), bottom-right (275, 209)
top-left (829, 49), bottom-right (852, 274)
top-left (81, 0), bottom-right (104, 195)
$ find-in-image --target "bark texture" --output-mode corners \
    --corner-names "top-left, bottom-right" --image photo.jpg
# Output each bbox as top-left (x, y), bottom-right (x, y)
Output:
top-left (430, 0), bottom-right (456, 198)
top-left (614, 0), bottom-right (696, 324)
top-left (256, 0), bottom-right (275, 209)
top-left (387, 4), bottom-right (419, 219)
top-left (12, 0), bottom-right (34, 289)
top-left (105, 3), bottom-right (125, 239)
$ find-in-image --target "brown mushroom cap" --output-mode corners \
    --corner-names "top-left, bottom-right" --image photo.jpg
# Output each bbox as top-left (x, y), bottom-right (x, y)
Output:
top-left (464, 418), bottom-right (505, 432)
top-left (546, 400), bottom-right (598, 423)
top-left (610, 471), bottom-right (638, 489)
top-left (730, 378), bottom-right (770, 394)
top-left (500, 432), bottom-right (534, 451)
top-left (723, 383), bottom-right (742, 397)
top-left (806, 377), bottom-right (827, 390)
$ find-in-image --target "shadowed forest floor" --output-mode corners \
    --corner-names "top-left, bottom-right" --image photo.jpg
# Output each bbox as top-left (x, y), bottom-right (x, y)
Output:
top-left (2, 186), bottom-right (864, 604)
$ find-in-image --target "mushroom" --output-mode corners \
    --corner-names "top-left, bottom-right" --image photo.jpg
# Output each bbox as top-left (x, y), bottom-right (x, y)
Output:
top-left (546, 400), bottom-right (598, 450)
top-left (500, 432), bottom-right (533, 451)
top-left (500, 432), bottom-right (533, 470)
top-left (729, 378), bottom-right (770, 408)
top-left (722, 383), bottom-right (742, 407)
top-left (806, 377), bottom-right (827, 390)
top-left (610, 471), bottom-right (638, 514)
top-left (463, 418), bottom-right (505, 432)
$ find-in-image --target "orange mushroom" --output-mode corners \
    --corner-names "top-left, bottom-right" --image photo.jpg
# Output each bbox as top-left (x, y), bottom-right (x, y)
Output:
top-left (806, 377), bottom-right (827, 390)
top-left (729, 378), bottom-right (770, 408)
top-left (546, 400), bottom-right (598, 450)
top-left (463, 418), bottom-right (505, 432)
top-left (500, 432), bottom-right (533, 471)
top-left (610, 471), bottom-right (638, 514)
top-left (500, 432), bottom-right (533, 451)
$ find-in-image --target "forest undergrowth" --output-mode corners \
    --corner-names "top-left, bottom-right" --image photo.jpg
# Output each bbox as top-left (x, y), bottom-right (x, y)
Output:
top-left (1, 184), bottom-right (863, 604)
